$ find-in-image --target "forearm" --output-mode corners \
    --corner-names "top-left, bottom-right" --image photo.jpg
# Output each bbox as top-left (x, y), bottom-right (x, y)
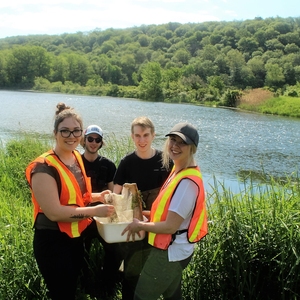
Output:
top-left (137, 220), bottom-right (177, 234)
top-left (44, 204), bottom-right (114, 222)
top-left (91, 189), bottom-right (111, 203)
top-left (123, 211), bottom-right (184, 236)
top-left (44, 205), bottom-right (94, 222)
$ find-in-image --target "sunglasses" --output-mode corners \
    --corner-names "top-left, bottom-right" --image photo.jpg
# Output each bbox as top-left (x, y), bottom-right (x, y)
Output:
top-left (87, 136), bottom-right (102, 143)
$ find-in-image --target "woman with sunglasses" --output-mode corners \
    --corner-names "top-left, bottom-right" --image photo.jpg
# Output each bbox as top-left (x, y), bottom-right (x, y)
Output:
top-left (25, 103), bottom-right (115, 300)
top-left (122, 122), bottom-right (208, 300)
top-left (80, 125), bottom-right (123, 297)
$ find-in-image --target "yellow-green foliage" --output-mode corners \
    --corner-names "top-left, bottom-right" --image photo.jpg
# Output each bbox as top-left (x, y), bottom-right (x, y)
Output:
top-left (258, 96), bottom-right (300, 118)
top-left (239, 89), bottom-right (300, 118)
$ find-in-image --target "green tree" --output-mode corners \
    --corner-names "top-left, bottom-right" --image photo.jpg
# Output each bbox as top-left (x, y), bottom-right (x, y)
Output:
top-left (65, 53), bottom-right (93, 86)
top-left (284, 43), bottom-right (300, 54)
top-left (208, 75), bottom-right (225, 93)
top-left (226, 49), bottom-right (247, 87)
top-left (6, 45), bottom-right (51, 86)
top-left (139, 62), bottom-right (163, 101)
top-left (137, 34), bottom-right (150, 47)
top-left (150, 36), bottom-right (170, 51)
top-left (265, 63), bottom-right (285, 88)
top-left (119, 54), bottom-right (136, 85)
top-left (100, 40), bottom-right (117, 54)
top-left (0, 52), bottom-right (8, 86)
top-left (172, 49), bottom-right (190, 65)
top-left (193, 59), bottom-right (218, 81)
top-left (198, 45), bottom-right (220, 62)
top-left (237, 37), bottom-right (259, 53)
top-left (50, 55), bottom-right (68, 83)
top-left (247, 56), bottom-right (266, 87)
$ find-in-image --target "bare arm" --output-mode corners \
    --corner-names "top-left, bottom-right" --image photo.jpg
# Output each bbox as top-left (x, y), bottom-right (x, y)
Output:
top-left (91, 190), bottom-right (111, 203)
top-left (122, 211), bottom-right (184, 242)
top-left (31, 173), bottom-right (115, 222)
top-left (113, 183), bottom-right (122, 194)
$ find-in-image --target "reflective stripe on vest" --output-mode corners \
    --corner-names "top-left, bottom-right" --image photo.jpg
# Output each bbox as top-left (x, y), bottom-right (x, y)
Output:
top-left (26, 150), bottom-right (92, 238)
top-left (148, 167), bottom-right (207, 249)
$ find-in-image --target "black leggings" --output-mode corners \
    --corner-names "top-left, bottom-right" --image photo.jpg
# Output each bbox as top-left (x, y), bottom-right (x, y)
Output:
top-left (33, 229), bottom-right (85, 300)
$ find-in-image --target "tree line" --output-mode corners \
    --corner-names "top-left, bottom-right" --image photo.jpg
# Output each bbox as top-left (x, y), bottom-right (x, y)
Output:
top-left (0, 16), bottom-right (300, 104)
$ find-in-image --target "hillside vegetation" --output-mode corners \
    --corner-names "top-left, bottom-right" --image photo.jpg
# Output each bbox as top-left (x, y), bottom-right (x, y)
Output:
top-left (0, 17), bottom-right (300, 115)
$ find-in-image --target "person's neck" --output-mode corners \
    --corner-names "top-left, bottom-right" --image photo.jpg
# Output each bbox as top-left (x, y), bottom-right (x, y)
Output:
top-left (135, 147), bottom-right (155, 159)
top-left (54, 147), bottom-right (75, 166)
top-left (83, 151), bottom-right (98, 162)
top-left (173, 159), bottom-right (196, 174)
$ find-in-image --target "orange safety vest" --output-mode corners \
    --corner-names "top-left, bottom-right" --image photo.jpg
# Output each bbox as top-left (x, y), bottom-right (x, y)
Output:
top-left (148, 167), bottom-right (208, 250)
top-left (25, 149), bottom-right (92, 238)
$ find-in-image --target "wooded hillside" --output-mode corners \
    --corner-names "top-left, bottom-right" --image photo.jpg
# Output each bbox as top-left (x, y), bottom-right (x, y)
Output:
top-left (1, 16), bottom-right (300, 104)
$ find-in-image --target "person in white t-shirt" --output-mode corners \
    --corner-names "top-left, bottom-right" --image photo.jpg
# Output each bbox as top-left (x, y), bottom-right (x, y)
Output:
top-left (122, 122), bottom-right (207, 300)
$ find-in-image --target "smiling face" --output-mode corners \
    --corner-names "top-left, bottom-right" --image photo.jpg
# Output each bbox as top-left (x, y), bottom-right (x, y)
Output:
top-left (131, 125), bottom-right (155, 154)
top-left (54, 116), bottom-right (82, 153)
top-left (84, 133), bottom-right (103, 154)
top-left (168, 135), bottom-right (190, 163)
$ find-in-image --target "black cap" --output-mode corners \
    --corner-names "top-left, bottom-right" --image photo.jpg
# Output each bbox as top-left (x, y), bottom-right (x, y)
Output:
top-left (166, 122), bottom-right (199, 147)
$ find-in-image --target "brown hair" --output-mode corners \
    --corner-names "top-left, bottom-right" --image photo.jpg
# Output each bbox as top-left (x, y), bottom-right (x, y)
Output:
top-left (131, 116), bottom-right (155, 134)
top-left (53, 102), bottom-right (83, 133)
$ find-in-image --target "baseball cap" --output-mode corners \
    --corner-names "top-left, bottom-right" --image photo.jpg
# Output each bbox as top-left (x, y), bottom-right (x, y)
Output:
top-left (84, 125), bottom-right (103, 137)
top-left (166, 122), bottom-right (199, 147)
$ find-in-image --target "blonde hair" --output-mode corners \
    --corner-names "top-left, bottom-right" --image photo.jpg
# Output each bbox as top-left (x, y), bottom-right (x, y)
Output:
top-left (131, 116), bottom-right (155, 134)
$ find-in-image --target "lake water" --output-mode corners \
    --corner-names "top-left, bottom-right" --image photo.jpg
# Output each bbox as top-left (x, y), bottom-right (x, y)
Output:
top-left (1, 90), bottom-right (300, 194)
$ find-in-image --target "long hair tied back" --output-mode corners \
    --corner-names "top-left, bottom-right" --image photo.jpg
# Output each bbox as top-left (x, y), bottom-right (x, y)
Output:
top-left (53, 102), bottom-right (83, 133)
top-left (55, 102), bottom-right (72, 116)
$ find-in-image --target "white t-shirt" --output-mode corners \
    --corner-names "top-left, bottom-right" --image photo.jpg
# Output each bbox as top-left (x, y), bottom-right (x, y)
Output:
top-left (168, 178), bottom-right (198, 262)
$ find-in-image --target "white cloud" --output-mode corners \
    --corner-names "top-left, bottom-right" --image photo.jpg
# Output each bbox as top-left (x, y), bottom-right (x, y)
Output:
top-left (1, 1), bottom-right (221, 36)
top-left (0, 0), bottom-right (297, 38)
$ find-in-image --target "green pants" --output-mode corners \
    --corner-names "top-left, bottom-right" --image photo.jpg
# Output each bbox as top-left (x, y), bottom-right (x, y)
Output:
top-left (134, 247), bottom-right (192, 300)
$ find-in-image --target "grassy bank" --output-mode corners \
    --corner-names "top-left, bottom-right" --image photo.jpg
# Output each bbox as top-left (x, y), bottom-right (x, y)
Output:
top-left (0, 137), bottom-right (300, 299)
top-left (238, 89), bottom-right (300, 118)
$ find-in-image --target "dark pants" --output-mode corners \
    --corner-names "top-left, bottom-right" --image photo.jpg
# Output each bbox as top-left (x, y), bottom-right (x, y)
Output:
top-left (121, 236), bottom-right (152, 300)
top-left (81, 220), bottom-right (124, 294)
top-left (134, 247), bottom-right (192, 300)
top-left (33, 229), bottom-right (84, 300)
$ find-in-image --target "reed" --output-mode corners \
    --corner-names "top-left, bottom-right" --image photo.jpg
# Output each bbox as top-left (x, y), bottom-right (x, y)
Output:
top-left (183, 176), bottom-right (300, 300)
top-left (0, 137), bottom-right (50, 299)
top-left (1, 137), bottom-right (299, 299)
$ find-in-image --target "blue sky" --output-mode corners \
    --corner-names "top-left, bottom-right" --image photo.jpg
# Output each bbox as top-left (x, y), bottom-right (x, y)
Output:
top-left (0, 0), bottom-right (299, 39)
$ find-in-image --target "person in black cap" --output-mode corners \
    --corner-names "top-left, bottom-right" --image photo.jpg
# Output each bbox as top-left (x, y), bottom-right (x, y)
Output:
top-left (122, 122), bottom-right (208, 300)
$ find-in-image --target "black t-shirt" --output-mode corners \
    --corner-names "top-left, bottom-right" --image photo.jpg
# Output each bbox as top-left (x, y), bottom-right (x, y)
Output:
top-left (113, 149), bottom-right (173, 192)
top-left (81, 154), bottom-right (116, 192)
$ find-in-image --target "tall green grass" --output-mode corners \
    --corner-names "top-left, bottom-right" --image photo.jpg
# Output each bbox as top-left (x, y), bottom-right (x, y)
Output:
top-left (1, 137), bottom-right (299, 299)
top-left (0, 137), bottom-right (51, 299)
top-left (183, 177), bottom-right (300, 300)
top-left (258, 96), bottom-right (300, 118)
